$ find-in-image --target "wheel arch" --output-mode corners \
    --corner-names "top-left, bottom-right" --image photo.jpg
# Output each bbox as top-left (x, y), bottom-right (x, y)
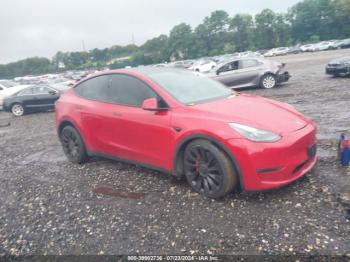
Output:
top-left (58, 119), bottom-right (86, 141)
top-left (58, 119), bottom-right (89, 152)
top-left (261, 71), bottom-right (276, 78)
top-left (9, 101), bottom-right (23, 109)
top-left (173, 134), bottom-right (244, 190)
top-left (58, 119), bottom-right (77, 135)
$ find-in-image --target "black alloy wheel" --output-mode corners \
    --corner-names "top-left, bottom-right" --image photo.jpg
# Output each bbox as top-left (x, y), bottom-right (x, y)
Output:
top-left (184, 139), bottom-right (237, 199)
top-left (60, 126), bottom-right (88, 164)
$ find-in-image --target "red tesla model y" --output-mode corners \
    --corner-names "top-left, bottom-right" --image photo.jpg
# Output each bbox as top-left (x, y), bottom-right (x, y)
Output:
top-left (55, 68), bottom-right (317, 199)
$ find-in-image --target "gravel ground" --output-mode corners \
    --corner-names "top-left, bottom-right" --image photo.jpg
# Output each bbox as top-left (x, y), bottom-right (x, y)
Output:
top-left (0, 49), bottom-right (350, 257)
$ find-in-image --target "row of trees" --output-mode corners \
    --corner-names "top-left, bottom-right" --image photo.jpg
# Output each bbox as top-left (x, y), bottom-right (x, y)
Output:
top-left (1, 0), bottom-right (349, 78)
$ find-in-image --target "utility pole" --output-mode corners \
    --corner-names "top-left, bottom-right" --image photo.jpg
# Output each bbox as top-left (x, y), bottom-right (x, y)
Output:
top-left (82, 40), bottom-right (86, 52)
top-left (132, 33), bottom-right (135, 45)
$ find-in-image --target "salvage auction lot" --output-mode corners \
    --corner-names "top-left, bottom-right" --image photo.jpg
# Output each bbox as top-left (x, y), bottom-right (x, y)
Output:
top-left (0, 49), bottom-right (350, 256)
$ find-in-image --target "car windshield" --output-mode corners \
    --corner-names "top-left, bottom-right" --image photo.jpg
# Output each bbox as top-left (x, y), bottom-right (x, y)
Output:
top-left (0, 80), bottom-right (17, 88)
top-left (144, 69), bottom-right (233, 105)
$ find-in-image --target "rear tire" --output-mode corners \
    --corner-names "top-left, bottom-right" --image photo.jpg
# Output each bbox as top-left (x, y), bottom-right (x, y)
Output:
top-left (183, 139), bottom-right (238, 199)
top-left (60, 126), bottom-right (88, 164)
top-left (260, 74), bottom-right (277, 89)
top-left (11, 103), bottom-right (25, 116)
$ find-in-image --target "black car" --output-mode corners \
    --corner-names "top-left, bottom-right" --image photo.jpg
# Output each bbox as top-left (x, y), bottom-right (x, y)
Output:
top-left (3, 85), bottom-right (64, 116)
top-left (326, 56), bottom-right (350, 77)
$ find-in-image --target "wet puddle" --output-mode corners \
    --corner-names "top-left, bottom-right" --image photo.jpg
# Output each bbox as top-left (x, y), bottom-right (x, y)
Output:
top-left (21, 148), bottom-right (66, 165)
top-left (93, 186), bottom-right (145, 200)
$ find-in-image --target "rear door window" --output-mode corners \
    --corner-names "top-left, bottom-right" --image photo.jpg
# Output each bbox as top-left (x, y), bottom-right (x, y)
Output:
top-left (18, 88), bottom-right (34, 96)
top-left (107, 74), bottom-right (157, 107)
top-left (219, 61), bottom-right (239, 73)
top-left (31, 86), bottom-right (51, 95)
top-left (239, 59), bottom-right (260, 69)
top-left (75, 75), bottom-right (109, 101)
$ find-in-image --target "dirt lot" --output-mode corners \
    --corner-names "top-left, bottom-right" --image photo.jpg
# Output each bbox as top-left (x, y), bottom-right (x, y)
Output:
top-left (0, 49), bottom-right (350, 257)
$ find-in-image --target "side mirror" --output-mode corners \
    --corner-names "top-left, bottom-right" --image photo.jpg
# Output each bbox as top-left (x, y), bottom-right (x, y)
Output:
top-left (216, 70), bottom-right (221, 75)
top-left (49, 90), bottom-right (57, 95)
top-left (142, 98), bottom-right (159, 111)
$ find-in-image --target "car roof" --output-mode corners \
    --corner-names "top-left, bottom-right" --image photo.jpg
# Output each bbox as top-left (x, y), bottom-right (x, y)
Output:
top-left (132, 67), bottom-right (190, 76)
top-left (76, 67), bottom-right (192, 84)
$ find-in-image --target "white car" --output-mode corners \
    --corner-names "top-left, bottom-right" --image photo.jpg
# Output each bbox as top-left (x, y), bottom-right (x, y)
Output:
top-left (313, 41), bottom-right (337, 51)
top-left (300, 44), bottom-right (316, 52)
top-left (264, 47), bottom-right (289, 57)
top-left (274, 47), bottom-right (290, 56)
top-left (190, 60), bottom-right (217, 73)
top-left (0, 80), bottom-right (18, 92)
top-left (0, 85), bottom-right (30, 110)
top-left (264, 48), bottom-right (278, 57)
top-left (237, 51), bottom-right (252, 57)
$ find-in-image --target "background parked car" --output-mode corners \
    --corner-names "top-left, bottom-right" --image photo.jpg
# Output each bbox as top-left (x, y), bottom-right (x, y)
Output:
top-left (0, 80), bottom-right (18, 91)
top-left (263, 48), bottom-right (278, 57)
top-left (274, 47), bottom-right (290, 56)
top-left (208, 57), bottom-right (290, 89)
top-left (264, 47), bottom-right (289, 57)
top-left (0, 85), bottom-right (30, 110)
top-left (170, 60), bottom-right (194, 69)
top-left (3, 85), bottom-right (64, 116)
top-left (335, 38), bottom-right (350, 49)
top-left (313, 41), bottom-right (337, 51)
top-left (300, 44), bottom-right (316, 52)
top-left (287, 45), bottom-right (302, 54)
top-left (326, 56), bottom-right (350, 77)
top-left (189, 60), bottom-right (217, 73)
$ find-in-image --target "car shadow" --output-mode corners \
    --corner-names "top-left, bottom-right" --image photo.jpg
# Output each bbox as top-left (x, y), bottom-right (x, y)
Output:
top-left (87, 155), bottom-right (313, 203)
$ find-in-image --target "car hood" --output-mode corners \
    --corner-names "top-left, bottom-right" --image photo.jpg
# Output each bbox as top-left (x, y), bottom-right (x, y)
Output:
top-left (192, 93), bottom-right (309, 134)
top-left (329, 56), bottom-right (350, 64)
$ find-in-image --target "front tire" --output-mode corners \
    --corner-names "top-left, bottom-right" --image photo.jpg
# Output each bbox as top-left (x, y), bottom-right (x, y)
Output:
top-left (260, 74), bottom-right (277, 89)
top-left (11, 103), bottom-right (25, 116)
top-left (60, 126), bottom-right (88, 164)
top-left (183, 139), bottom-right (238, 199)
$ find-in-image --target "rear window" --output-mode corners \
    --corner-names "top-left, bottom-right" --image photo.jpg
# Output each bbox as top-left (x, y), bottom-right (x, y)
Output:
top-left (75, 75), bottom-right (109, 101)
top-left (239, 59), bottom-right (260, 69)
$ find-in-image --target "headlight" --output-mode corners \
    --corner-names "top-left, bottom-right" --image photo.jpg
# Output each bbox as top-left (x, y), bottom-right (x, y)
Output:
top-left (229, 123), bottom-right (281, 142)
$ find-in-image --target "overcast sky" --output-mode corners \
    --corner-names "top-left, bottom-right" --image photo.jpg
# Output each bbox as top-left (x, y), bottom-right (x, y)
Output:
top-left (0, 0), bottom-right (300, 64)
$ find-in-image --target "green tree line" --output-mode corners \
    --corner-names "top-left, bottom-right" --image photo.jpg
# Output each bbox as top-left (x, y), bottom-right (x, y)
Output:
top-left (1, 0), bottom-right (349, 79)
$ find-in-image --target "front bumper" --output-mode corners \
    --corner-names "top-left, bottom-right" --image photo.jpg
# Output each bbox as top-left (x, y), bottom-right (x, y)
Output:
top-left (276, 71), bottom-right (290, 83)
top-left (326, 65), bottom-right (350, 76)
top-left (226, 123), bottom-right (317, 191)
